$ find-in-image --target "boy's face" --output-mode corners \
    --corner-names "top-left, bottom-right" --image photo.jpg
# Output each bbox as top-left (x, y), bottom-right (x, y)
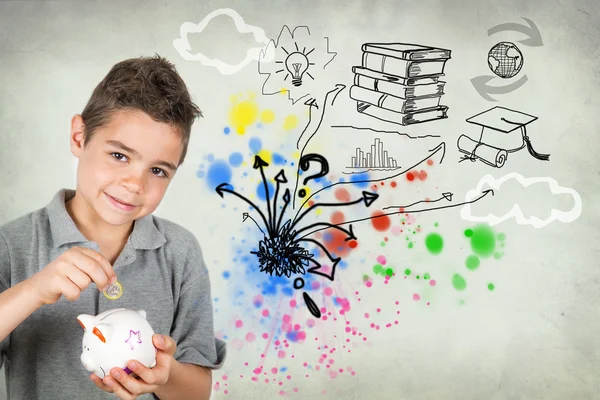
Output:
top-left (70, 109), bottom-right (183, 227)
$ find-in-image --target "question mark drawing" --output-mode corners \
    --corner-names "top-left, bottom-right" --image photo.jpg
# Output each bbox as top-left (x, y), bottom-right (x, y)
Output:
top-left (298, 154), bottom-right (329, 198)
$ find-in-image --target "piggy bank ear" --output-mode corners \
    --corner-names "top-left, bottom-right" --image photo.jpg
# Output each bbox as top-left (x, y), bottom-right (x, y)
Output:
top-left (77, 314), bottom-right (96, 331)
top-left (92, 323), bottom-right (113, 343)
top-left (135, 310), bottom-right (147, 319)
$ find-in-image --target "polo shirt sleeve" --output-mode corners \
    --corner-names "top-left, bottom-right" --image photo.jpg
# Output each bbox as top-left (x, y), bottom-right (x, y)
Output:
top-left (169, 239), bottom-right (226, 369)
top-left (0, 230), bottom-right (11, 369)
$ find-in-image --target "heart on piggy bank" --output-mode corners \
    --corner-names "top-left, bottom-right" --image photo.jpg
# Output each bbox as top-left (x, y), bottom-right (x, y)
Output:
top-left (77, 308), bottom-right (157, 379)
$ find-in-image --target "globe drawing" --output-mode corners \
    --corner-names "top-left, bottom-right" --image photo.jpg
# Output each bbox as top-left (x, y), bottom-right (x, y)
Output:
top-left (488, 42), bottom-right (524, 79)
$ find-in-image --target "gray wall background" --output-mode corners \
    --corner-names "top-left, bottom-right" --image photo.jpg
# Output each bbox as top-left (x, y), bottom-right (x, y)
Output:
top-left (1, 0), bottom-right (599, 399)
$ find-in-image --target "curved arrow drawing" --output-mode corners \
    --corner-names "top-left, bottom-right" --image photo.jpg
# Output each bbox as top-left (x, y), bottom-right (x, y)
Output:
top-left (488, 18), bottom-right (543, 47)
top-left (471, 75), bottom-right (528, 102)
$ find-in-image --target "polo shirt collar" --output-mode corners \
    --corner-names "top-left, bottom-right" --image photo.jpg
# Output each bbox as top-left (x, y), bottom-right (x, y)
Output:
top-left (47, 189), bottom-right (166, 250)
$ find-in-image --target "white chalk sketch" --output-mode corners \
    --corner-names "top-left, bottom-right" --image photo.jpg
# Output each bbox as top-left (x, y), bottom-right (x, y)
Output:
top-left (172, 8), bottom-right (274, 74)
top-left (460, 173), bottom-right (582, 228)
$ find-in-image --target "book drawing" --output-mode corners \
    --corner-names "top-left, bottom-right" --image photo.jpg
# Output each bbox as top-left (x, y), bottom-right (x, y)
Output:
top-left (361, 43), bottom-right (451, 61)
top-left (352, 42), bottom-right (451, 126)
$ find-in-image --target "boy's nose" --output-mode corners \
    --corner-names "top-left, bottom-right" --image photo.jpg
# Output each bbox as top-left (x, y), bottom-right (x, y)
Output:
top-left (121, 175), bottom-right (144, 193)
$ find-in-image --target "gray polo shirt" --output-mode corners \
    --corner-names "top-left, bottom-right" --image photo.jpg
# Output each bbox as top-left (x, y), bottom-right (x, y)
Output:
top-left (0, 189), bottom-right (226, 399)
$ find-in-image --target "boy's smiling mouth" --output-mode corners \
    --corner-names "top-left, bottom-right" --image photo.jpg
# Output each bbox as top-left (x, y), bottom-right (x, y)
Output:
top-left (105, 192), bottom-right (137, 211)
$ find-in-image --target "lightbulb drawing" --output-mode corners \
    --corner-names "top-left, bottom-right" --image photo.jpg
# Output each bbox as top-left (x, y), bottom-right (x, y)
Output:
top-left (274, 43), bottom-right (315, 87)
top-left (285, 52), bottom-right (309, 86)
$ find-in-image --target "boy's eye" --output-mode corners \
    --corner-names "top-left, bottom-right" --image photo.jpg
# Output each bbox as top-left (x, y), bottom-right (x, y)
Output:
top-left (111, 152), bottom-right (128, 162)
top-left (151, 167), bottom-right (167, 178)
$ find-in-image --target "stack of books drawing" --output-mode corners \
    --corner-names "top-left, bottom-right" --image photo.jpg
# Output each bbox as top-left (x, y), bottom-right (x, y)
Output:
top-left (350, 42), bottom-right (451, 126)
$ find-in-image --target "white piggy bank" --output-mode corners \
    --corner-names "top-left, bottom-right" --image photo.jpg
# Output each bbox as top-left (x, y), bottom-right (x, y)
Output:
top-left (77, 308), bottom-right (157, 379)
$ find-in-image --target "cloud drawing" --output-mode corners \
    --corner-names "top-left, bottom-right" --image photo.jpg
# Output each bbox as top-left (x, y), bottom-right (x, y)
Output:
top-left (460, 173), bottom-right (582, 228)
top-left (173, 8), bottom-right (274, 75)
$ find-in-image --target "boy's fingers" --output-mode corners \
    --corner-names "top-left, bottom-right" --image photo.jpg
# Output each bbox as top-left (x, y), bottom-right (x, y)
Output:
top-left (69, 250), bottom-right (115, 291)
top-left (90, 374), bottom-right (114, 393)
top-left (64, 264), bottom-right (92, 290)
top-left (78, 248), bottom-right (116, 283)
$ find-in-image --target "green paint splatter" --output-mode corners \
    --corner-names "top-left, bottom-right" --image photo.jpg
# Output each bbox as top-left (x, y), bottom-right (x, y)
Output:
top-left (416, 275), bottom-right (420, 280)
top-left (452, 273), bottom-right (467, 291)
top-left (425, 233), bottom-right (444, 255)
top-left (434, 222), bottom-right (439, 227)
top-left (497, 233), bottom-right (505, 241)
top-left (362, 274), bottom-right (369, 281)
top-left (408, 242), bottom-right (414, 249)
top-left (373, 264), bottom-right (383, 274)
top-left (424, 272), bottom-right (431, 280)
top-left (465, 255), bottom-right (480, 271)
top-left (464, 229), bottom-right (473, 237)
top-left (385, 268), bottom-right (394, 277)
top-left (493, 252), bottom-right (502, 260)
top-left (459, 299), bottom-right (465, 305)
top-left (466, 224), bottom-right (496, 258)
top-left (488, 283), bottom-right (495, 291)
top-left (380, 241), bottom-right (386, 247)
top-left (404, 268), bottom-right (411, 276)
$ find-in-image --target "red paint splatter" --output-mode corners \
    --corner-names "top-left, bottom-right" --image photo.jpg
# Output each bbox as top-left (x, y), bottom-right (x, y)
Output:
top-left (427, 159), bottom-right (434, 166)
top-left (330, 211), bottom-right (345, 225)
top-left (348, 240), bottom-right (358, 248)
top-left (334, 187), bottom-right (351, 202)
top-left (370, 211), bottom-right (391, 231)
top-left (418, 170), bottom-right (428, 180)
top-left (406, 172), bottom-right (415, 181)
top-left (391, 181), bottom-right (397, 188)
top-left (323, 229), bottom-right (353, 256)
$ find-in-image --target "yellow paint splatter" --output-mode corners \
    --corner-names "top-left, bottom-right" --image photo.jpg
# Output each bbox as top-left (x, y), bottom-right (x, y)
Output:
top-left (283, 115), bottom-right (298, 131)
top-left (260, 110), bottom-right (275, 124)
top-left (292, 151), bottom-right (300, 160)
top-left (229, 94), bottom-right (259, 135)
top-left (257, 149), bottom-right (272, 164)
top-left (279, 88), bottom-right (288, 95)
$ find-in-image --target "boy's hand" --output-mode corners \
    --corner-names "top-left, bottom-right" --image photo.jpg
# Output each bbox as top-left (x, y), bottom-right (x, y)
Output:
top-left (90, 334), bottom-right (177, 399)
top-left (27, 246), bottom-right (116, 305)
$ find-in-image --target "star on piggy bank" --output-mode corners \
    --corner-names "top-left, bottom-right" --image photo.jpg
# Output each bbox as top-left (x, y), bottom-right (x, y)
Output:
top-left (77, 308), bottom-right (157, 379)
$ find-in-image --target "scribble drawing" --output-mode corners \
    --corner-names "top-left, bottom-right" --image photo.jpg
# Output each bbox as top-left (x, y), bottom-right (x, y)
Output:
top-left (258, 25), bottom-right (337, 104)
top-left (350, 42), bottom-right (451, 125)
top-left (488, 42), bottom-right (524, 79)
top-left (216, 155), bottom-right (378, 319)
top-left (461, 173), bottom-right (582, 228)
top-left (172, 8), bottom-right (272, 74)
top-left (458, 106), bottom-right (550, 168)
top-left (347, 138), bottom-right (401, 171)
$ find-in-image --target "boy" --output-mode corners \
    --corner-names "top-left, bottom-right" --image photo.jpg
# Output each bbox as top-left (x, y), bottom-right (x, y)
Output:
top-left (0, 54), bottom-right (226, 399)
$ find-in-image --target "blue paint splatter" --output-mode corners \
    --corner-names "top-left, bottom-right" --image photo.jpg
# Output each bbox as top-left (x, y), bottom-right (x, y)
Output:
top-left (249, 137), bottom-right (262, 153)
top-left (350, 173), bottom-right (369, 188)
top-left (224, 127), bottom-right (230, 135)
top-left (256, 180), bottom-right (274, 201)
top-left (272, 153), bottom-right (286, 165)
top-left (206, 160), bottom-right (232, 190)
top-left (207, 154), bottom-right (215, 162)
top-left (222, 271), bottom-right (231, 279)
top-left (280, 367), bottom-right (287, 372)
top-left (228, 152), bottom-right (243, 167)
top-left (196, 169), bottom-right (205, 179)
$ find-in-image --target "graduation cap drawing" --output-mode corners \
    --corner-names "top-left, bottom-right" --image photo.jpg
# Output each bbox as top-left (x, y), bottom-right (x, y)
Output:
top-left (457, 106), bottom-right (550, 168)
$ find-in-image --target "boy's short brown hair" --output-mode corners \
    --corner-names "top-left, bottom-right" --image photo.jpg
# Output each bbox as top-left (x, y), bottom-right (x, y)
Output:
top-left (80, 54), bottom-right (202, 166)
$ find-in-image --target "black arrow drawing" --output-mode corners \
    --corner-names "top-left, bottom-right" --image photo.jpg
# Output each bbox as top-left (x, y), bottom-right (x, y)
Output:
top-left (488, 18), bottom-right (543, 47)
top-left (272, 170), bottom-right (287, 234)
top-left (306, 256), bottom-right (341, 282)
top-left (242, 212), bottom-right (266, 236)
top-left (275, 188), bottom-right (291, 235)
top-left (471, 75), bottom-right (528, 102)
top-left (294, 222), bottom-right (356, 241)
top-left (216, 183), bottom-right (271, 238)
top-left (253, 156), bottom-right (274, 237)
top-left (382, 192), bottom-right (453, 210)
top-left (290, 191), bottom-right (379, 232)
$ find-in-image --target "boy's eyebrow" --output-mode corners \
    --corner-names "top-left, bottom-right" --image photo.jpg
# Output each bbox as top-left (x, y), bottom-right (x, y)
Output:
top-left (106, 140), bottom-right (177, 171)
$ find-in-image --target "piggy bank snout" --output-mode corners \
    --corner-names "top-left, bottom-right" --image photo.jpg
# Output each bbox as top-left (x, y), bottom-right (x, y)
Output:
top-left (80, 352), bottom-right (96, 372)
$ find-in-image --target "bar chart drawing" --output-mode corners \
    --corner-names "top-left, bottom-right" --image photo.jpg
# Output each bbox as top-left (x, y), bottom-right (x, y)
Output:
top-left (347, 138), bottom-right (401, 171)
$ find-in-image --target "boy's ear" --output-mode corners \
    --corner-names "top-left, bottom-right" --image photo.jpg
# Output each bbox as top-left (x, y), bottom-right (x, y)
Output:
top-left (70, 114), bottom-right (86, 158)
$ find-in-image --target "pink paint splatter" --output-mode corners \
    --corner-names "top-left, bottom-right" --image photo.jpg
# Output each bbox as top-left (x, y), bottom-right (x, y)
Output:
top-left (430, 280), bottom-right (437, 286)
top-left (235, 319), bottom-right (243, 328)
top-left (413, 294), bottom-right (421, 301)
top-left (324, 287), bottom-right (333, 296)
top-left (376, 255), bottom-right (387, 265)
top-left (245, 332), bottom-right (256, 342)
